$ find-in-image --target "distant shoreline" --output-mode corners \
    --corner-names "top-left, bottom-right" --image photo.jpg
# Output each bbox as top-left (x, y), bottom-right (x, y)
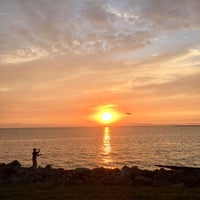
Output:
top-left (0, 124), bottom-right (200, 129)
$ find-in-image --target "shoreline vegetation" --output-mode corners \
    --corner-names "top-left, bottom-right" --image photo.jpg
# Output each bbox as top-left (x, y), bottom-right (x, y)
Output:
top-left (1, 161), bottom-right (200, 199)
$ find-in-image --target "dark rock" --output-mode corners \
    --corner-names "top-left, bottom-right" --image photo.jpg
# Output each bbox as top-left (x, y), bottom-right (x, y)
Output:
top-left (0, 163), bottom-right (6, 168)
top-left (121, 166), bottom-right (130, 176)
top-left (114, 174), bottom-right (134, 185)
top-left (28, 173), bottom-right (43, 183)
top-left (168, 170), bottom-right (185, 184)
top-left (9, 176), bottom-right (22, 185)
top-left (141, 169), bottom-right (155, 179)
top-left (183, 173), bottom-right (200, 187)
top-left (45, 164), bottom-right (53, 170)
top-left (152, 168), bottom-right (172, 186)
top-left (7, 160), bottom-right (21, 168)
top-left (5, 167), bottom-right (18, 177)
top-left (121, 166), bottom-right (148, 181)
top-left (135, 176), bottom-right (153, 186)
top-left (73, 167), bottom-right (91, 175)
top-left (68, 168), bottom-right (91, 184)
top-left (1, 160), bottom-right (200, 187)
top-left (91, 167), bottom-right (107, 179)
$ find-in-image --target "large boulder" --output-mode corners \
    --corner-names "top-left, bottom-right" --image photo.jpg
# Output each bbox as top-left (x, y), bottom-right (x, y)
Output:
top-left (45, 164), bottom-right (53, 170)
top-left (91, 167), bottom-right (108, 181)
top-left (67, 168), bottom-right (91, 184)
top-left (7, 160), bottom-right (21, 168)
top-left (4, 161), bottom-right (21, 178)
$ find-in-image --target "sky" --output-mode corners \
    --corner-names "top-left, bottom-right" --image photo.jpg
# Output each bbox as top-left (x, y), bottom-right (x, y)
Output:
top-left (0, 0), bottom-right (200, 127)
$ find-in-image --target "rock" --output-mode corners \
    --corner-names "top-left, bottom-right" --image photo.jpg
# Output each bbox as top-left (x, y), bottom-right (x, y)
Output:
top-left (5, 167), bottom-right (18, 177)
top-left (7, 160), bottom-right (21, 168)
top-left (121, 166), bottom-right (131, 176)
top-left (141, 169), bottom-right (155, 179)
top-left (73, 167), bottom-right (91, 175)
top-left (91, 167), bottom-right (107, 179)
top-left (28, 174), bottom-right (43, 183)
top-left (152, 168), bottom-right (170, 185)
top-left (45, 164), bottom-right (53, 170)
top-left (114, 174), bottom-right (134, 185)
top-left (0, 160), bottom-right (199, 187)
top-left (68, 168), bottom-right (91, 184)
top-left (183, 173), bottom-right (200, 187)
top-left (9, 176), bottom-right (22, 185)
top-left (0, 163), bottom-right (6, 177)
top-left (97, 175), bottom-right (114, 185)
top-left (168, 170), bottom-right (185, 184)
top-left (0, 163), bottom-right (6, 168)
top-left (135, 176), bottom-right (153, 186)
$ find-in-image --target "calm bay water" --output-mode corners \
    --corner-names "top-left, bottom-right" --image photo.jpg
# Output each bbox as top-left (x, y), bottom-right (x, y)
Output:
top-left (0, 126), bottom-right (199, 170)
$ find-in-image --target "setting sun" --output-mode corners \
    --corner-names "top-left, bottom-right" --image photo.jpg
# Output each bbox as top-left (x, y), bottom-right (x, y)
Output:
top-left (100, 112), bottom-right (113, 123)
top-left (92, 105), bottom-right (122, 125)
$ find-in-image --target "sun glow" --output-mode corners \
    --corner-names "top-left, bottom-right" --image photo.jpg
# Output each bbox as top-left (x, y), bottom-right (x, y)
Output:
top-left (92, 105), bottom-right (122, 125)
top-left (100, 112), bottom-right (113, 122)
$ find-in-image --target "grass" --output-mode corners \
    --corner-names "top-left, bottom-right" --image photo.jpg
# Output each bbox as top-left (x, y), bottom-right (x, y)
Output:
top-left (0, 185), bottom-right (200, 200)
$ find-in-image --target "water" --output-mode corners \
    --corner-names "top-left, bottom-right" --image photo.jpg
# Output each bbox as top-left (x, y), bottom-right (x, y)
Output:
top-left (0, 126), bottom-right (199, 170)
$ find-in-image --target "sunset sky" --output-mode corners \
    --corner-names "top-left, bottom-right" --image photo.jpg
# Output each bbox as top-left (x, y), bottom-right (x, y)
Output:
top-left (0, 0), bottom-right (200, 127)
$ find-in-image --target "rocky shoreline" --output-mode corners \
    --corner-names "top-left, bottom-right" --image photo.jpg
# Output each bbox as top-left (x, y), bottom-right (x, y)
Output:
top-left (1, 160), bottom-right (200, 187)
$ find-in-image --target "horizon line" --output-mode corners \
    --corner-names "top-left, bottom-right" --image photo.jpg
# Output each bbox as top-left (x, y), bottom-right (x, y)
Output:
top-left (0, 123), bottom-right (200, 129)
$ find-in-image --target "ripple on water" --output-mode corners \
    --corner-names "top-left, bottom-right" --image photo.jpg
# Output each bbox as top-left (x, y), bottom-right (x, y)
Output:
top-left (0, 126), bottom-right (199, 169)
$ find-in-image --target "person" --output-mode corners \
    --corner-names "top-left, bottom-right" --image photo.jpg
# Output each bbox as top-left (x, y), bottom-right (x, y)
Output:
top-left (32, 148), bottom-right (41, 168)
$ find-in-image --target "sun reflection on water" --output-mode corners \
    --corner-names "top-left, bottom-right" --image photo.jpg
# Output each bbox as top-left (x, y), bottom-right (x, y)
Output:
top-left (102, 126), bottom-right (112, 164)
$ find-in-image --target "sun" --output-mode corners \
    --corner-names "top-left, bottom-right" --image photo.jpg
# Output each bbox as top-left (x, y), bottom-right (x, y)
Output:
top-left (91, 104), bottom-right (122, 125)
top-left (93, 109), bottom-right (121, 125)
top-left (100, 112), bottom-right (113, 123)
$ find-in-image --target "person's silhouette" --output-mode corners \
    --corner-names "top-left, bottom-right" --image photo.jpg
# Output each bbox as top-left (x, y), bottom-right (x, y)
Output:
top-left (32, 148), bottom-right (41, 168)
